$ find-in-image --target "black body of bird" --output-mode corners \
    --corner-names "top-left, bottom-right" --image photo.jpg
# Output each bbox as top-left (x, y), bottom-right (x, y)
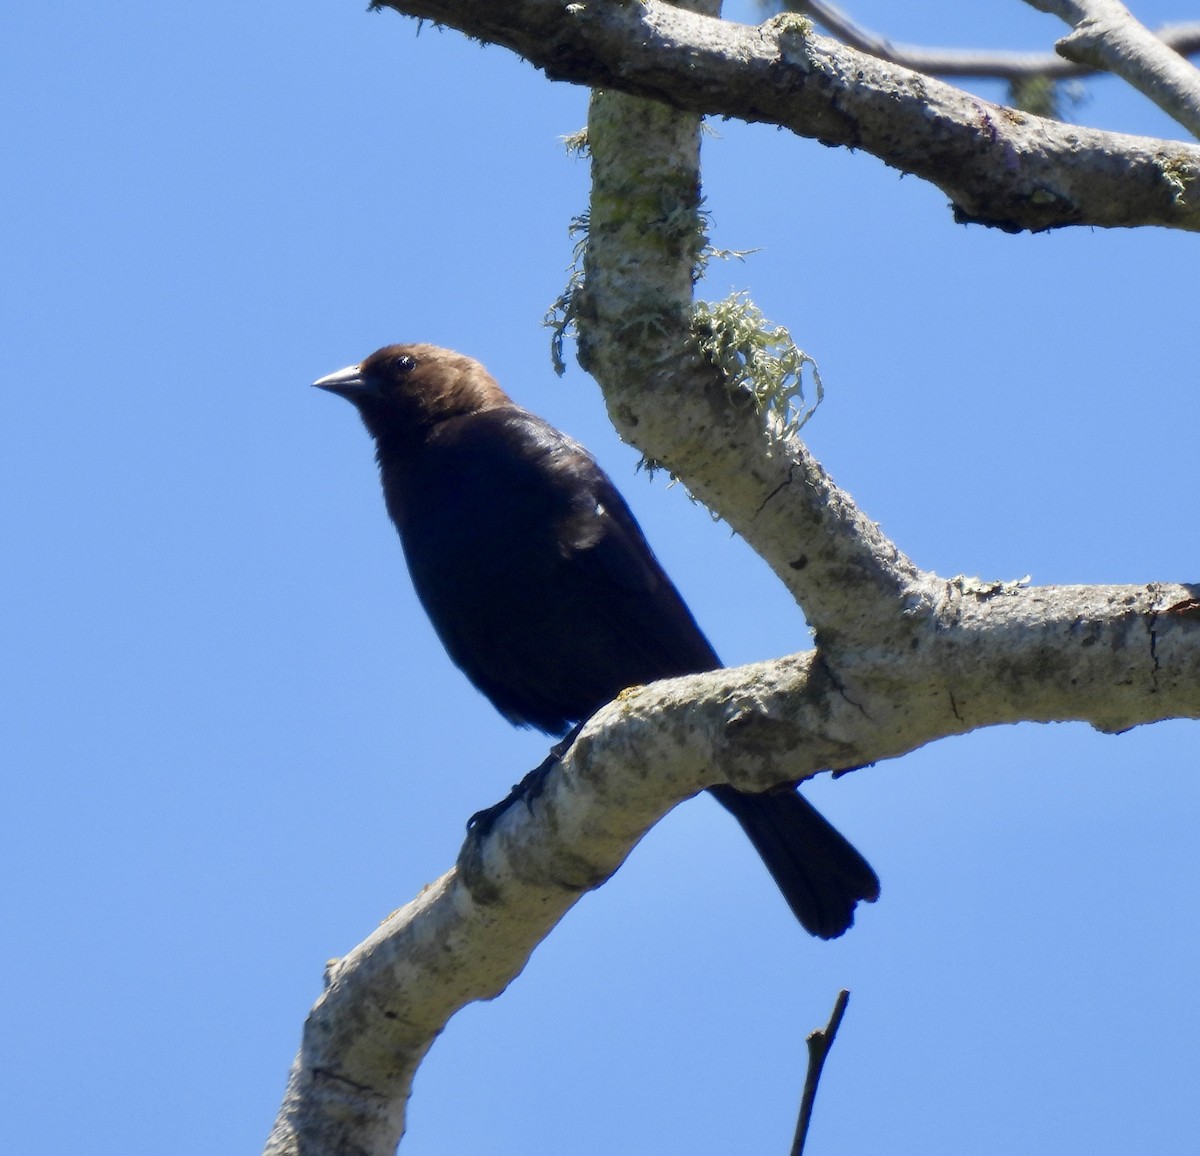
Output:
top-left (314, 343), bottom-right (878, 938)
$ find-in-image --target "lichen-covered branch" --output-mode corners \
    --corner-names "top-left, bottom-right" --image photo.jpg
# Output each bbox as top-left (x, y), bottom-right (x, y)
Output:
top-left (1026, 0), bottom-right (1200, 138)
top-left (265, 579), bottom-right (1200, 1155)
top-left (372, 0), bottom-right (1200, 233)
top-left (574, 50), bottom-right (926, 653)
top-left (265, 9), bottom-right (1200, 1153)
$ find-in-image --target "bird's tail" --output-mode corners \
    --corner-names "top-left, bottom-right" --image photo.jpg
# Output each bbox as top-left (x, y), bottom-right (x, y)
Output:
top-left (708, 784), bottom-right (879, 939)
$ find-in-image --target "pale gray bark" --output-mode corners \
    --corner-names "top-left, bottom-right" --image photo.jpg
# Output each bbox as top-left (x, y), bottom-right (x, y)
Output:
top-left (266, 575), bottom-right (1200, 1155)
top-left (266, 5), bottom-right (1200, 1152)
top-left (372, 0), bottom-right (1200, 233)
top-left (1027, 0), bottom-right (1200, 138)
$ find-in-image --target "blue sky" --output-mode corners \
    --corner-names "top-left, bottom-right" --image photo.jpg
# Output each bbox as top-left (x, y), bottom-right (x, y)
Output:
top-left (4, 2), bottom-right (1197, 1153)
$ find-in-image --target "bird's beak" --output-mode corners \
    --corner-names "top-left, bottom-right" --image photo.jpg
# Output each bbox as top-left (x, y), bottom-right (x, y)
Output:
top-left (312, 363), bottom-right (373, 399)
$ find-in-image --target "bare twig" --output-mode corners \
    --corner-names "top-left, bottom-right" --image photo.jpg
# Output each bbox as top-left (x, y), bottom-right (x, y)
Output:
top-left (791, 989), bottom-right (851, 1156)
top-left (1026, 0), bottom-right (1200, 137)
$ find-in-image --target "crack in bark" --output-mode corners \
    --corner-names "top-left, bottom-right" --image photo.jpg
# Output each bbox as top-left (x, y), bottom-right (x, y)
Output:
top-left (755, 464), bottom-right (795, 519)
top-left (814, 652), bottom-right (871, 720)
top-left (311, 1068), bottom-right (380, 1097)
top-left (948, 687), bottom-right (964, 723)
top-left (1148, 581), bottom-right (1164, 692)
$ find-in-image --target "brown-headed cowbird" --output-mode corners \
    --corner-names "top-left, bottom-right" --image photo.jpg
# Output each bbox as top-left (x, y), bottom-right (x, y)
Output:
top-left (314, 343), bottom-right (878, 938)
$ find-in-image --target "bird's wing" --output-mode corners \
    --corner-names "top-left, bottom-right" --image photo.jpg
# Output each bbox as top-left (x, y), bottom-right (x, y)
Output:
top-left (404, 407), bottom-right (719, 728)
top-left (531, 421), bottom-right (722, 676)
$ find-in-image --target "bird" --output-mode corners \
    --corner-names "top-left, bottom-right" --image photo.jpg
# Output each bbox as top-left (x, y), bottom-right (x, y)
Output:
top-left (313, 343), bottom-right (879, 938)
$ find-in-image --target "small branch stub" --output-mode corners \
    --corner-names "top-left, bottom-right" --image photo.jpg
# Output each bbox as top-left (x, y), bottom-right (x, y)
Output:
top-left (791, 988), bottom-right (851, 1156)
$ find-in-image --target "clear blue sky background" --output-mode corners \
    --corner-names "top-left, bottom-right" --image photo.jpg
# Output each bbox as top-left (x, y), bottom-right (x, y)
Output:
top-left (4, 2), bottom-right (1197, 1153)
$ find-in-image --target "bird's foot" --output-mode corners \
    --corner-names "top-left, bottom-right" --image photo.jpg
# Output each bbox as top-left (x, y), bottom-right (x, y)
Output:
top-left (465, 724), bottom-right (585, 836)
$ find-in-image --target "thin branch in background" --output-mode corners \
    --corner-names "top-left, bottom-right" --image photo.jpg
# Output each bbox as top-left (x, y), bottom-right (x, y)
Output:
top-left (1026, 0), bottom-right (1200, 139)
top-left (790, 989), bottom-right (851, 1156)
top-left (767, 0), bottom-right (1200, 81)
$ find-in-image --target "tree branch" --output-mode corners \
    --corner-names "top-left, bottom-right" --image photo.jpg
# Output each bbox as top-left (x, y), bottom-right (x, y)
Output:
top-left (267, 10), bottom-right (1200, 1152)
top-left (372, 0), bottom-right (1200, 233)
top-left (265, 578), bottom-right (1200, 1154)
top-left (575, 29), bottom-right (925, 653)
top-left (788, 1), bottom-right (1200, 82)
top-left (1027, 0), bottom-right (1200, 138)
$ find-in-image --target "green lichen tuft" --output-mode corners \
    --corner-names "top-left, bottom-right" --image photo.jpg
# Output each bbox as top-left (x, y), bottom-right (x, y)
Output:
top-left (561, 127), bottom-right (590, 158)
top-left (1005, 76), bottom-right (1085, 121)
top-left (949, 574), bottom-right (1032, 599)
top-left (1161, 155), bottom-right (1194, 205)
top-left (767, 11), bottom-right (813, 37)
top-left (694, 241), bottom-right (760, 280)
top-left (692, 292), bottom-right (824, 438)
top-left (545, 212), bottom-right (591, 376)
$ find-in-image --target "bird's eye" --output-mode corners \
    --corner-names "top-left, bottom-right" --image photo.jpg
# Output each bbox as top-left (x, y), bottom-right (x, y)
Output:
top-left (394, 354), bottom-right (416, 375)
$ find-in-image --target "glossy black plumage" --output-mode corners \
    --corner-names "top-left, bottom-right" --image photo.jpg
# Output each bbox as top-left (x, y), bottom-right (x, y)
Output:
top-left (315, 343), bottom-right (879, 937)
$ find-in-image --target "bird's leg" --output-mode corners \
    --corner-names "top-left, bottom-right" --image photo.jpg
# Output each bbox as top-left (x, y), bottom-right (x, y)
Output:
top-left (466, 722), bottom-right (587, 835)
